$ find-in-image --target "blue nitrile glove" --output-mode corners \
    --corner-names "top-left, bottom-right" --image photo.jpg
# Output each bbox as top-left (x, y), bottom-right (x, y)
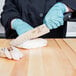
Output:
top-left (43, 2), bottom-right (67, 29)
top-left (11, 19), bottom-right (33, 35)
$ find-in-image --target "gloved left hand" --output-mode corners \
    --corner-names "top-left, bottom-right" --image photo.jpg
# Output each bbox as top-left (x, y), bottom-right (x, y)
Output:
top-left (43, 2), bottom-right (67, 29)
top-left (11, 19), bottom-right (33, 35)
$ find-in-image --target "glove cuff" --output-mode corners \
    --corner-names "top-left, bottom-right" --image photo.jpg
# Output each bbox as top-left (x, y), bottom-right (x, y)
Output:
top-left (11, 19), bottom-right (23, 29)
top-left (53, 2), bottom-right (67, 13)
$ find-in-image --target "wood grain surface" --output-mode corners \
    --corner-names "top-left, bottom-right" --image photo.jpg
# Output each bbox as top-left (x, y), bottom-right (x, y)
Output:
top-left (0, 39), bottom-right (76, 76)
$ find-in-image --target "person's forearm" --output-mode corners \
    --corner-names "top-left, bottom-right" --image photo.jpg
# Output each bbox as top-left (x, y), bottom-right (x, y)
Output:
top-left (64, 4), bottom-right (74, 12)
top-left (67, 6), bottom-right (73, 12)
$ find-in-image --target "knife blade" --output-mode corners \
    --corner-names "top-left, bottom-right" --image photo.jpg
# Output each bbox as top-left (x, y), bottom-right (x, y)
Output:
top-left (10, 24), bottom-right (50, 46)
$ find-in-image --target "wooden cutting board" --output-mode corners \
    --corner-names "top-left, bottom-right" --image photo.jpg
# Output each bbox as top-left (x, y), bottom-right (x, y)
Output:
top-left (0, 39), bottom-right (76, 76)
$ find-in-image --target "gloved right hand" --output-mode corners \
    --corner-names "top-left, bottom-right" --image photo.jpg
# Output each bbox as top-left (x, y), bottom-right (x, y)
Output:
top-left (11, 19), bottom-right (33, 35)
top-left (43, 2), bottom-right (67, 29)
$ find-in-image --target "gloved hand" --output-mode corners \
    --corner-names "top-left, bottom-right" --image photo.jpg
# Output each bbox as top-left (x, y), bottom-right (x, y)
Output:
top-left (43, 2), bottom-right (67, 29)
top-left (11, 19), bottom-right (33, 35)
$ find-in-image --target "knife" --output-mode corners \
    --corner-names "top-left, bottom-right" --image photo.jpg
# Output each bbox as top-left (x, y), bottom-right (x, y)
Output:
top-left (10, 24), bottom-right (50, 46)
